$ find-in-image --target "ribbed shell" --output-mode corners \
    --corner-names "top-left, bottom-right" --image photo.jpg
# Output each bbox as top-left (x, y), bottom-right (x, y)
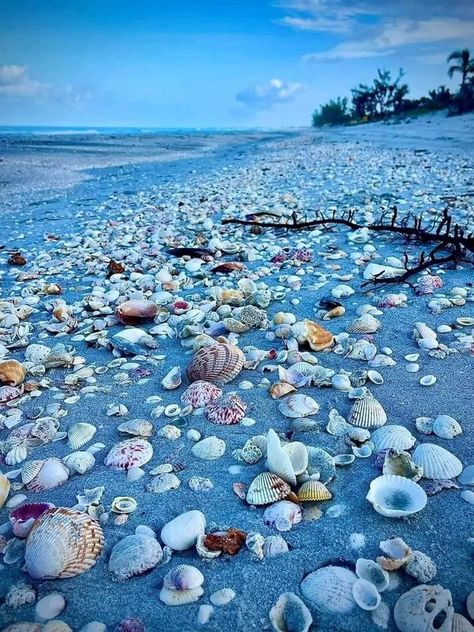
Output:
top-left (412, 443), bottom-right (463, 480)
top-left (300, 566), bottom-right (357, 614)
top-left (105, 438), bottom-right (153, 470)
top-left (0, 359), bottom-right (26, 386)
top-left (246, 472), bottom-right (291, 506)
top-left (187, 343), bottom-right (244, 384)
top-left (21, 459), bottom-right (69, 492)
top-left (348, 395), bottom-right (387, 429)
top-left (278, 394), bottom-right (320, 418)
top-left (205, 394), bottom-right (247, 425)
top-left (67, 423), bottom-right (97, 450)
top-left (267, 429), bottom-right (297, 486)
top-left (108, 534), bottom-right (162, 581)
top-left (371, 425), bottom-right (416, 452)
top-left (0, 473), bottom-right (10, 508)
top-left (181, 380), bottom-right (222, 408)
top-left (25, 508), bottom-right (104, 579)
top-left (117, 419), bottom-right (154, 438)
top-left (298, 480), bottom-right (332, 502)
top-left (347, 314), bottom-right (381, 334)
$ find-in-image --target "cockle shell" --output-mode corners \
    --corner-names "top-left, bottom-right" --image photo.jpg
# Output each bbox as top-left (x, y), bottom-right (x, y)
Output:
top-left (67, 423), bottom-right (97, 450)
top-left (181, 380), bottom-right (222, 408)
top-left (269, 592), bottom-right (313, 632)
top-left (10, 503), bottom-right (51, 538)
top-left (5, 443), bottom-right (28, 465)
top-left (412, 443), bottom-right (463, 479)
top-left (366, 475), bottom-right (427, 517)
top-left (105, 438), bottom-right (153, 470)
top-left (0, 359), bottom-right (26, 386)
top-left (263, 501), bottom-right (303, 531)
top-left (348, 394), bottom-right (387, 429)
top-left (355, 559), bottom-right (389, 593)
top-left (394, 585), bottom-right (453, 632)
top-left (25, 507), bottom-right (104, 579)
top-left (0, 473), bottom-right (11, 508)
top-left (298, 480), bottom-right (332, 502)
top-left (279, 394), bottom-right (319, 418)
top-left (205, 393), bottom-right (247, 425)
top-left (117, 419), bottom-right (153, 438)
top-left (246, 472), bottom-right (291, 505)
top-left (163, 564), bottom-right (204, 591)
top-left (300, 565), bottom-right (357, 614)
top-left (347, 314), bottom-right (381, 334)
top-left (63, 451), bottom-right (96, 475)
top-left (115, 300), bottom-right (158, 325)
top-left (187, 343), bottom-right (244, 384)
top-left (108, 533), bottom-right (162, 581)
top-left (267, 429), bottom-right (297, 486)
top-left (371, 425), bottom-right (416, 452)
top-left (160, 585), bottom-right (204, 606)
top-left (432, 415), bottom-right (462, 439)
top-left (352, 578), bottom-right (381, 611)
top-left (21, 458), bottom-right (69, 492)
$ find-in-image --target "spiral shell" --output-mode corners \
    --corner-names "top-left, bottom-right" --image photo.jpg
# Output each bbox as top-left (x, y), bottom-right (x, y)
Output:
top-left (187, 343), bottom-right (244, 384)
top-left (0, 359), bottom-right (26, 386)
top-left (181, 380), bottom-right (222, 408)
top-left (205, 393), bottom-right (247, 425)
top-left (105, 438), bottom-right (153, 470)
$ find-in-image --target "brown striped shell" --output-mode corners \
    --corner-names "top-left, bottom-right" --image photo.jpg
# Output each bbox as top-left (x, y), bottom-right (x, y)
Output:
top-left (24, 507), bottom-right (104, 579)
top-left (0, 360), bottom-right (26, 386)
top-left (246, 472), bottom-right (291, 506)
top-left (205, 394), bottom-right (247, 425)
top-left (187, 343), bottom-right (244, 384)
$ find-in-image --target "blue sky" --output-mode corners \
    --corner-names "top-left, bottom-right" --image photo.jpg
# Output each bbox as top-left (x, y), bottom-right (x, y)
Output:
top-left (0, 0), bottom-right (473, 127)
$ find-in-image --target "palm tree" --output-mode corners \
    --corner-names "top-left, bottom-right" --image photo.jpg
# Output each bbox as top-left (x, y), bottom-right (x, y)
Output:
top-left (447, 48), bottom-right (474, 88)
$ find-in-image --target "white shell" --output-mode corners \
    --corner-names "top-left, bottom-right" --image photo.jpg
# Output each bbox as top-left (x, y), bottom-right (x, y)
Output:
top-left (161, 366), bottom-right (182, 390)
top-left (366, 475), bottom-right (427, 517)
top-left (108, 534), bottom-right (162, 581)
top-left (263, 500), bottom-right (303, 532)
top-left (35, 592), bottom-right (66, 621)
top-left (163, 564), bottom-right (204, 590)
top-left (210, 588), bottom-right (236, 606)
top-left (159, 585), bottom-right (204, 606)
top-left (278, 394), bottom-right (320, 418)
top-left (352, 578), bottom-right (381, 611)
top-left (22, 459), bottom-right (69, 492)
top-left (412, 443), bottom-right (463, 479)
top-left (269, 592), bottom-right (313, 632)
top-left (282, 442), bottom-right (308, 476)
top-left (246, 472), bottom-right (291, 505)
top-left (67, 423), bottom-right (97, 450)
top-left (347, 314), bottom-right (381, 334)
top-left (300, 565), bottom-right (357, 614)
top-left (63, 451), bottom-right (96, 475)
top-left (331, 374), bottom-right (351, 392)
top-left (267, 429), bottom-right (296, 486)
top-left (432, 415), bottom-right (462, 439)
top-left (348, 394), bottom-right (387, 429)
top-left (371, 425), bottom-right (416, 452)
top-left (420, 375), bottom-right (437, 386)
top-left (192, 436), bottom-right (226, 460)
top-left (394, 584), bottom-right (454, 632)
top-left (264, 535), bottom-right (289, 557)
top-left (355, 559), bottom-right (389, 593)
top-left (160, 510), bottom-right (206, 550)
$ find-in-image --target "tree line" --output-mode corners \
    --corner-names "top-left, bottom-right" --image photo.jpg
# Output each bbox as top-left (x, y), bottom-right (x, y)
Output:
top-left (312, 48), bottom-right (474, 127)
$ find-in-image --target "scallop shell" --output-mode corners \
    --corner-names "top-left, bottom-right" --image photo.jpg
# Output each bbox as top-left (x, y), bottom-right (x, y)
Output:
top-left (347, 314), bottom-right (381, 334)
top-left (263, 501), bottom-right (303, 531)
top-left (108, 533), bottom-right (162, 581)
top-left (246, 472), bottom-right (291, 506)
top-left (269, 592), bottom-right (313, 632)
top-left (187, 343), bottom-right (244, 384)
top-left (67, 423), bottom-right (97, 450)
top-left (117, 419), bottom-right (153, 438)
top-left (115, 300), bottom-right (158, 325)
top-left (181, 380), bottom-right (222, 408)
top-left (306, 447), bottom-right (336, 484)
top-left (279, 394), bottom-right (319, 418)
top-left (298, 480), bottom-right (332, 502)
top-left (63, 451), bottom-right (96, 475)
top-left (163, 564), bottom-right (204, 591)
top-left (355, 559), bottom-right (389, 593)
top-left (300, 565), bottom-right (357, 614)
top-left (452, 614), bottom-right (474, 632)
top-left (161, 366), bottom-right (182, 390)
top-left (366, 475), bottom-right (427, 517)
top-left (267, 429), bottom-right (297, 486)
top-left (412, 443), bottom-right (463, 479)
top-left (348, 394), bottom-right (387, 429)
top-left (352, 578), bottom-right (381, 611)
top-left (0, 359), bottom-right (26, 386)
top-left (432, 415), bottom-right (462, 439)
top-left (0, 473), bottom-right (11, 508)
top-left (282, 442), bottom-right (308, 476)
top-left (371, 425), bottom-right (416, 452)
top-left (205, 393), bottom-right (247, 425)
top-left (192, 436), bottom-right (226, 460)
top-left (105, 438), bottom-right (153, 470)
top-left (6, 444), bottom-right (28, 466)
top-left (21, 458), bottom-right (69, 492)
top-left (25, 507), bottom-right (104, 579)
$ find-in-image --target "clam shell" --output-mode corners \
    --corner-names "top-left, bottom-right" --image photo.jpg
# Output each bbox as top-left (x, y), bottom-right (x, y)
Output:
top-left (371, 425), bottom-right (416, 452)
top-left (269, 382), bottom-right (297, 399)
top-left (432, 415), bottom-right (462, 439)
top-left (181, 380), bottom-right (222, 408)
top-left (159, 586), bottom-right (204, 606)
top-left (267, 429), bottom-right (297, 486)
top-left (263, 500), bottom-right (303, 531)
top-left (348, 394), bottom-right (387, 429)
top-left (355, 559), bottom-right (389, 593)
top-left (108, 534), bottom-right (162, 581)
top-left (279, 394), bottom-right (320, 418)
top-left (10, 502), bottom-right (55, 538)
top-left (105, 438), bottom-right (153, 470)
top-left (25, 507), bottom-right (104, 579)
top-left (366, 475), bottom-right (427, 517)
top-left (0, 359), bottom-right (26, 386)
top-left (22, 459), bottom-right (69, 492)
top-left (298, 480), bottom-right (332, 502)
top-left (192, 436), bottom-right (226, 460)
top-left (67, 423), bottom-right (97, 450)
top-left (269, 592), bottom-right (313, 632)
top-left (412, 443), bottom-right (463, 479)
top-left (352, 578), bottom-right (381, 611)
top-left (63, 451), bottom-right (96, 475)
top-left (282, 442), bottom-right (308, 476)
top-left (187, 343), bottom-right (244, 384)
top-left (115, 300), bottom-right (158, 325)
top-left (0, 473), bottom-right (11, 508)
top-left (117, 419), bottom-right (153, 438)
top-left (306, 447), bottom-right (335, 484)
top-left (347, 314), bottom-right (381, 334)
top-left (163, 564), bottom-right (204, 591)
top-left (246, 472), bottom-right (291, 505)
top-left (300, 565), bottom-right (357, 614)
top-left (205, 394), bottom-right (247, 425)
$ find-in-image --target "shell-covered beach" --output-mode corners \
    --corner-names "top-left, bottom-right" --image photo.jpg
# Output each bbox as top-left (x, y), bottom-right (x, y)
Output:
top-left (0, 120), bottom-right (473, 632)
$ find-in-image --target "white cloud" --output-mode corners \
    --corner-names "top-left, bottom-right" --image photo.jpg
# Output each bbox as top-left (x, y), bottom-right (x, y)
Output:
top-left (0, 65), bottom-right (50, 98)
top-left (236, 79), bottom-right (304, 109)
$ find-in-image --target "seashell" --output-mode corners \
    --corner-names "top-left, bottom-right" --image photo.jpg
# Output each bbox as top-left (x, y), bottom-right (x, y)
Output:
top-left (348, 393), bottom-right (387, 429)
top-left (35, 592), bottom-right (65, 621)
top-left (0, 385), bottom-right (23, 403)
top-left (263, 500), bottom-right (303, 531)
top-left (432, 414), bottom-right (462, 439)
top-left (161, 366), bottom-right (182, 390)
top-left (25, 507), bottom-right (104, 579)
top-left (246, 472), bottom-right (291, 506)
top-left (367, 369), bottom-right (383, 385)
top-left (160, 585), bottom-right (204, 606)
top-left (210, 588), bottom-right (236, 606)
top-left (352, 578), bottom-right (381, 611)
top-left (264, 534), bottom-right (289, 557)
top-left (279, 394), bottom-right (319, 418)
top-left (117, 419), bottom-right (153, 438)
top-left (22, 458), bottom-right (69, 492)
top-left (371, 425), bottom-right (416, 452)
top-left (181, 380), bottom-right (222, 408)
top-left (161, 510), bottom-right (206, 551)
top-left (327, 408), bottom-right (352, 436)
top-left (115, 300), bottom-right (158, 325)
top-left (283, 441), bottom-right (308, 476)
top-left (269, 381), bottom-right (297, 399)
top-left (68, 423), bottom-right (97, 450)
top-left (394, 584), bottom-right (453, 632)
top-left (267, 429), bottom-right (297, 486)
top-left (404, 550), bottom-right (437, 583)
top-left (105, 438), bottom-right (153, 470)
top-left (412, 443), bottom-right (463, 479)
top-left (353, 443), bottom-right (373, 458)
top-left (6, 444), bottom-right (28, 466)
top-left (187, 343), bottom-right (244, 384)
top-left (115, 618), bottom-right (145, 632)
top-left (298, 480), bottom-right (332, 502)
top-left (274, 312), bottom-right (297, 325)
top-left (111, 328), bottom-right (157, 355)
top-left (306, 446), bottom-right (335, 484)
top-left (146, 473), bottom-right (180, 493)
top-left (192, 436), bottom-right (226, 460)
top-left (334, 454), bottom-right (355, 466)
top-left (415, 416), bottom-right (434, 434)
top-left (368, 354), bottom-right (396, 368)
top-left (30, 417), bottom-right (60, 444)
top-left (415, 274), bottom-right (443, 295)
top-left (383, 450), bottom-right (423, 481)
top-left (366, 475), bottom-right (427, 517)
top-left (223, 317), bottom-right (249, 333)
top-left (458, 465), bottom-right (474, 485)
top-left (0, 359), bottom-right (26, 386)
top-left (420, 375), bottom-right (437, 386)
top-left (332, 374), bottom-right (351, 391)
top-left (300, 565), bottom-right (357, 614)
top-left (269, 592), bottom-right (313, 632)
top-left (355, 559), bottom-right (389, 593)
top-left (377, 537), bottom-right (413, 570)
top-left (205, 393), bottom-right (247, 425)
top-left (163, 564), bottom-right (204, 590)
top-left (0, 472), bottom-right (11, 508)
top-left (347, 314), bottom-right (381, 334)
top-left (108, 533), bottom-right (162, 580)
top-left (5, 581), bottom-right (37, 608)
top-left (111, 497), bottom-right (137, 514)
top-left (453, 614), bottom-right (474, 632)
top-left (63, 451), bottom-right (96, 475)
top-left (300, 320), bottom-right (334, 351)
top-left (9, 502), bottom-right (55, 538)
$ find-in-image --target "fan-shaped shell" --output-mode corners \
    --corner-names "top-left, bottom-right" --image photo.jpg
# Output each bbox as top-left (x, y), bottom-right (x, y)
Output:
top-left (269, 592), bottom-right (313, 632)
top-left (159, 586), bottom-right (204, 606)
top-left (306, 447), bottom-right (335, 484)
top-left (267, 429), bottom-right (296, 486)
top-left (352, 578), bottom-right (381, 611)
top-left (412, 443), bottom-right (463, 479)
top-left (432, 415), bottom-right (462, 439)
top-left (117, 419), bottom-right (153, 438)
top-left (366, 475), bottom-right (427, 517)
top-left (282, 442), bottom-right (308, 476)
top-left (108, 534), bottom-right (162, 581)
top-left (21, 458), bottom-right (69, 492)
top-left (246, 472), bottom-right (291, 506)
top-left (25, 507), bottom-right (104, 579)
top-left (348, 394), bottom-right (387, 429)
top-left (371, 425), bottom-right (416, 452)
top-left (163, 564), bottom-right (204, 591)
top-left (0, 359), bottom-right (26, 386)
top-left (192, 436), bottom-right (226, 460)
top-left (105, 438), bottom-right (153, 470)
top-left (298, 480), bottom-right (332, 502)
top-left (187, 343), bottom-right (244, 384)
top-left (0, 473), bottom-right (10, 508)
top-left (63, 451), bottom-right (96, 475)
top-left (67, 423), bottom-right (97, 450)
top-left (279, 394), bottom-right (320, 418)
top-left (181, 380), bottom-right (222, 408)
top-left (205, 393), bottom-right (247, 425)
top-left (347, 314), bottom-right (381, 334)
top-left (115, 300), bottom-right (158, 325)
top-left (300, 566), bottom-right (357, 614)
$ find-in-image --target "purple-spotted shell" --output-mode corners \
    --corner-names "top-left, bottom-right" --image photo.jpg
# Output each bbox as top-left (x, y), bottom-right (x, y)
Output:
top-left (205, 394), bottom-right (247, 425)
top-left (415, 275), bottom-right (443, 295)
top-left (0, 385), bottom-right (23, 404)
top-left (105, 438), bottom-right (153, 470)
top-left (181, 380), bottom-right (222, 408)
top-left (21, 458), bottom-right (70, 492)
top-left (10, 502), bottom-right (55, 538)
top-left (187, 343), bottom-right (244, 384)
top-left (116, 618), bottom-right (145, 632)
top-left (378, 293), bottom-right (407, 309)
top-left (424, 479), bottom-right (460, 496)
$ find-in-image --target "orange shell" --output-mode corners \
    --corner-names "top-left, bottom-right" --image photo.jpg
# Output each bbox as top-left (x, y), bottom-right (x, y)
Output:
top-left (0, 360), bottom-right (26, 386)
top-left (298, 480), bottom-right (332, 502)
top-left (304, 320), bottom-right (334, 352)
top-left (115, 300), bottom-right (158, 325)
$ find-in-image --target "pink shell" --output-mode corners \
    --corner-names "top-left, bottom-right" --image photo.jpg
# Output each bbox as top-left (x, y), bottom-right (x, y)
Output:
top-left (205, 394), bottom-right (247, 425)
top-left (116, 619), bottom-right (145, 632)
top-left (187, 343), bottom-right (244, 384)
top-left (10, 502), bottom-right (55, 538)
top-left (415, 275), bottom-right (443, 295)
top-left (23, 458), bottom-right (70, 492)
top-left (0, 385), bottom-right (23, 404)
top-left (378, 294), bottom-right (406, 308)
top-left (105, 438), bottom-right (153, 470)
top-left (181, 380), bottom-right (222, 408)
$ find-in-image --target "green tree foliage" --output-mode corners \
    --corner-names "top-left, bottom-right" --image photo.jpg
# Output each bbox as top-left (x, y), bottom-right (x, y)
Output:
top-left (312, 97), bottom-right (351, 126)
top-left (351, 69), bottom-right (409, 120)
top-left (447, 48), bottom-right (474, 87)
